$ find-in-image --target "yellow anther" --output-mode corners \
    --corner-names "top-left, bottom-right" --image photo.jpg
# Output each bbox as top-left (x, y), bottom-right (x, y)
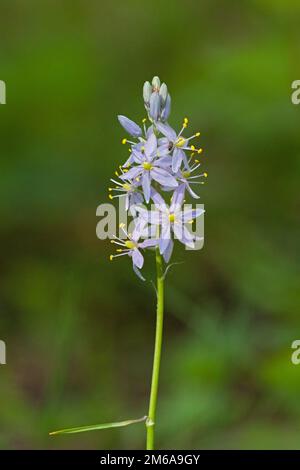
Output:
top-left (109, 255), bottom-right (114, 261)
top-left (125, 240), bottom-right (136, 249)
top-left (108, 187), bottom-right (113, 191)
top-left (169, 213), bottom-right (175, 222)
top-left (136, 177), bottom-right (140, 182)
top-left (184, 117), bottom-right (189, 124)
top-left (183, 122), bottom-right (187, 128)
top-left (191, 152), bottom-right (195, 157)
top-left (141, 146), bottom-right (145, 152)
top-left (143, 162), bottom-right (153, 170)
top-left (116, 249), bottom-right (123, 252)
top-left (122, 183), bottom-right (131, 191)
top-left (197, 148), bottom-right (203, 154)
top-left (190, 145), bottom-right (196, 151)
top-left (176, 137), bottom-right (186, 148)
top-left (182, 171), bottom-right (190, 178)
top-left (123, 168), bottom-right (128, 173)
top-left (109, 194), bottom-right (113, 200)
top-left (204, 172), bottom-right (208, 178)
top-left (128, 148), bottom-right (132, 152)
top-left (122, 138), bottom-right (127, 145)
top-left (195, 159), bottom-right (200, 163)
top-left (195, 132), bottom-right (201, 137)
top-left (142, 118), bottom-right (147, 123)
top-left (115, 171), bottom-right (119, 176)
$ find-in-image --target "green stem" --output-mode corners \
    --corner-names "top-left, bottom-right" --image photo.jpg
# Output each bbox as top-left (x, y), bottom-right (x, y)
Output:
top-left (146, 247), bottom-right (164, 450)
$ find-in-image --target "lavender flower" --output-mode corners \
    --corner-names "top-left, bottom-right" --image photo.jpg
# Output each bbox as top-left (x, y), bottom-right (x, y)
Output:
top-left (119, 133), bottom-right (178, 203)
top-left (162, 160), bottom-right (208, 199)
top-left (109, 173), bottom-right (143, 212)
top-left (135, 185), bottom-right (204, 263)
top-left (109, 75), bottom-right (207, 278)
top-left (143, 76), bottom-right (171, 123)
top-left (110, 223), bottom-right (158, 279)
top-left (156, 119), bottom-right (202, 172)
top-left (118, 115), bottom-right (142, 137)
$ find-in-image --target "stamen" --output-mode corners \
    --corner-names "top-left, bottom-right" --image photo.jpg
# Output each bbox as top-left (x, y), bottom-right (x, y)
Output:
top-left (119, 223), bottom-right (129, 238)
top-left (143, 162), bottom-right (153, 170)
top-left (125, 240), bottom-right (136, 249)
top-left (176, 137), bottom-right (186, 148)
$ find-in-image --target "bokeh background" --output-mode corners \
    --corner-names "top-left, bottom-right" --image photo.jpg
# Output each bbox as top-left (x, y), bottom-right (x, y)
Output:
top-left (0, 0), bottom-right (300, 450)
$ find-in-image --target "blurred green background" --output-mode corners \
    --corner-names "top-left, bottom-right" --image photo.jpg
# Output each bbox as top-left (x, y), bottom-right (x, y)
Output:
top-left (0, 0), bottom-right (300, 450)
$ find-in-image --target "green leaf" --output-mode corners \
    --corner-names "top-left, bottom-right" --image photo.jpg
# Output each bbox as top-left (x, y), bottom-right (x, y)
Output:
top-left (49, 415), bottom-right (147, 436)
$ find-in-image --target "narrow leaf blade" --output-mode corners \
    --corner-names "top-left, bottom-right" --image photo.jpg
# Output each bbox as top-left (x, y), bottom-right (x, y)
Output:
top-left (49, 416), bottom-right (147, 436)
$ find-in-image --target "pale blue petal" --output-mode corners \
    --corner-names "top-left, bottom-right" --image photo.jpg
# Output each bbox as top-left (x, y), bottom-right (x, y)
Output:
top-left (131, 149), bottom-right (144, 164)
top-left (131, 218), bottom-right (147, 242)
top-left (186, 183), bottom-right (200, 199)
top-left (161, 94), bottom-right (171, 122)
top-left (171, 183), bottom-right (186, 208)
top-left (144, 133), bottom-right (157, 159)
top-left (132, 248), bottom-right (144, 269)
top-left (155, 155), bottom-right (172, 169)
top-left (134, 206), bottom-right (150, 221)
top-left (146, 125), bottom-right (154, 138)
top-left (172, 148), bottom-right (184, 172)
top-left (149, 92), bottom-right (161, 121)
top-left (163, 239), bottom-right (174, 263)
top-left (156, 122), bottom-right (177, 142)
top-left (118, 115), bottom-right (142, 137)
top-left (151, 168), bottom-right (178, 187)
top-left (151, 189), bottom-right (167, 210)
top-left (142, 171), bottom-right (151, 203)
top-left (170, 184), bottom-right (185, 212)
top-left (132, 263), bottom-right (146, 281)
top-left (157, 143), bottom-right (171, 157)
top-left (139, 238), bottom-right (159, 248)
top-left (183, 208), bottom-right (205, 222)
top-left (173, 223), bottom-right (195, 248)
top-left (119, 166), bottom-right (142, 180)
top-left (122, 153), bottom-right (135, 167)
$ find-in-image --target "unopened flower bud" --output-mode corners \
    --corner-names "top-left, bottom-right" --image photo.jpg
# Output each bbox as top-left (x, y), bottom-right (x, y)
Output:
top-left (161, 94), bottom-right (171, 122)
top-left (149, 92), bottom-right (161, 121)
top-left (143, 81), bottom-right (152, 104)
top-left (118, 115), bottom-right (142, 137)
top-left (152, 76), bottom-right (160, 91)
top-left (159, 83), bottom-right (168, 103)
